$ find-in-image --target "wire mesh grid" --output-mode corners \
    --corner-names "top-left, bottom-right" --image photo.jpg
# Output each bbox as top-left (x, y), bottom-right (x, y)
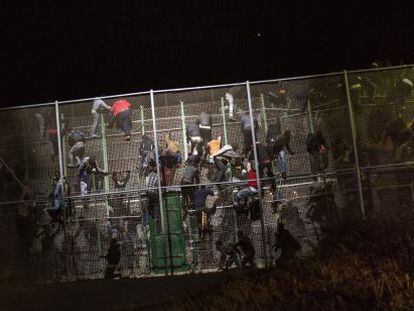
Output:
top-left (1, 66), bottom-right (414, 284)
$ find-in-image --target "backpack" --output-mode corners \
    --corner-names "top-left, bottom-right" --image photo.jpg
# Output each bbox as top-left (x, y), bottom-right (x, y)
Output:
top-left (266, 121), bottom-right (282, 144)
top-left (248, 196), bottom-right (261, 221)
top-left (68, 130), bottom-right (85, 146)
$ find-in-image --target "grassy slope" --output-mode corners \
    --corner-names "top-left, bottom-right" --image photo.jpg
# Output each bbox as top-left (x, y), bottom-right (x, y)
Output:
top-left (160, 211), bottom-right (414, 310)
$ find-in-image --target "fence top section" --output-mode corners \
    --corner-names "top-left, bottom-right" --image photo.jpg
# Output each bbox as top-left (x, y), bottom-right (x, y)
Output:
top-left (1, 64), bottom-right (413, 111)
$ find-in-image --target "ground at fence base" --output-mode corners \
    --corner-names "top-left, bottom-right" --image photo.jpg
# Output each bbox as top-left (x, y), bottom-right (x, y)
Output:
top-left (0, 270), bottom-right (236, 311)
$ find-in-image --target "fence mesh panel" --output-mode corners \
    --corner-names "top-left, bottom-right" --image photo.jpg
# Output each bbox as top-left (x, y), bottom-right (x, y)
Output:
top-left (1, 65), bottom-right (413, 284)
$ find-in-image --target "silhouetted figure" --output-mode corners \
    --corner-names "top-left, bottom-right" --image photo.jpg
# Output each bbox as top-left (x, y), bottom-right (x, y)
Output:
top-left (215, 239), bottom-right (241, 270)
top-left (193, 185), bottom-right (215, 238)
top-left (101, 238), bottom-right (121, 279)
top-left (273, 223), bottom-right (301, 266)
top-left (235, 230), bottom-right (256, 269)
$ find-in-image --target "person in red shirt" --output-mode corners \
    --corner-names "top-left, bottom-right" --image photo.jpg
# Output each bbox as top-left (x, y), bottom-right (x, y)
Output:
top-left (108, 99), bottom-right (133, 141)
top-left (235, 161), bottom-right (258, 202)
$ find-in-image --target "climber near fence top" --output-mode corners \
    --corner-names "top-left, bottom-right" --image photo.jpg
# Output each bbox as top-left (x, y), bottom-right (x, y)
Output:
top-left (4, 66), bottom-right (414, 282)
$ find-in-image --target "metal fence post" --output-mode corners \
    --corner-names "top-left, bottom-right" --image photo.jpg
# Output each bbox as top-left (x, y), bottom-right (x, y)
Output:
top-left (246, 81), bottom-right (269, 269)
top-left (343, 71), bottom-right (366, 219)
top-left (260, 94), bottom-right (268, 132)
top-left (55, 100), bottom-right (71, 277)
top-left (150, 90), bottom-right (173, 276)
top-left (140, 106), bottom-right (145, 135)
top-left (307, 98), bottom-right (315, 134)
top-left (55, 101), bottom-right (65, 206)
top-left (220, 97), bottom-right (229, 145)
top-left (100, 112), bottom-right (110, 215)
top-left (180, 101), bottom-right (188, 160)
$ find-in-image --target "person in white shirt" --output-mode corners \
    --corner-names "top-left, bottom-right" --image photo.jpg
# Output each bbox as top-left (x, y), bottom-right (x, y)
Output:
top-left (91, 98), bottom-right (112, 138)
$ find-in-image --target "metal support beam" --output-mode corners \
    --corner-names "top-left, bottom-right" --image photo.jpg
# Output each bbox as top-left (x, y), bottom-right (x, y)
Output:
top-left (260, 94), bottom-right (268, 132)
top-left (246, 81), bottom-right (269, 269)
top-left (55, 101), bottom-right (65, 210)
top-left (151, 90), bottom-right (172, 276)
top-left (220, 97), bottom-right (229, 145)
top-left (344, 71), bottom-right (366, 219)
top-left (140, 106), bottom-right (145, 135)
top-left (100, 112), bottom-right (110, 215)
top-left (307, 98), bottom-right (315, 134)
top-left (180, 101), bottom-right (188, 160)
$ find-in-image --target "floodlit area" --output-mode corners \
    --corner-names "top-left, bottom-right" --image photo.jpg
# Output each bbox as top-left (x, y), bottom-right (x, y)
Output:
top-left (1, 65), bottom-right (414, 283)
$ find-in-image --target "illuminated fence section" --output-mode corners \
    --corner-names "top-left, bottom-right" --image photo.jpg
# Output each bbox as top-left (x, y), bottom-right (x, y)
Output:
top-left (347, 67), bottom-right (414, 216)
top-left (0, 65), bottom-right (413, 284)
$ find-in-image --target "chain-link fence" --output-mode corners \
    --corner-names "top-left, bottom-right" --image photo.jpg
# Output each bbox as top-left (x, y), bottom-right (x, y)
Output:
top-left (1, 65), bottom-right (413, 284)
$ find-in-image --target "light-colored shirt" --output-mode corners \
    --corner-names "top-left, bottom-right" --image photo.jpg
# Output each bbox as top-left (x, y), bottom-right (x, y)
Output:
top-left (92, 98), bottom-right (111, 112)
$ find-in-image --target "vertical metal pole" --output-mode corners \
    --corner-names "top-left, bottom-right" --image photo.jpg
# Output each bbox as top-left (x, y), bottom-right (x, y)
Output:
top-left (307, 99), bottom-right (315, 134)
top-left (261, 94), bottom-right (277, 175)
top-left (140, 106), bottom-right (145, 135)
top-left (61, 112), bottom-right (68, 178)
top-left (55, 100), bottom-right (70, 277)
top-left (180, 101), bottom-right (188, 160)
top-left (344, 71), bottom-right (366, 219)
top-left (222, 97), bottom-right (237, 240)
top-left (91, 173), bottom-right (102, 269)
top-left (220, 97), bottom-right (229, 145)
top-left (100, 112), bottom-right (110, 215)
top-left (150, 90), bottom-right (173, 276)
top-left (246, 82), bottom-right (269, 269)
top-left (260, 94), bottom-right (268, 132)
top-left (23, 110), bottom-right (29, 184)
top-left (55, 101), bottom-right (65, 195)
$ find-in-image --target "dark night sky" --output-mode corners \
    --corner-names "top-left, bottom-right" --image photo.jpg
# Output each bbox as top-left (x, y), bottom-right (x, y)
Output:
top-left (1, 1), bottom-right (413, 108)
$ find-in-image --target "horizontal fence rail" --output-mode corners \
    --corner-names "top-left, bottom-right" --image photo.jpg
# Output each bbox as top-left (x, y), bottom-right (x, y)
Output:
top-left (0, 65), bottom-right (413, 284)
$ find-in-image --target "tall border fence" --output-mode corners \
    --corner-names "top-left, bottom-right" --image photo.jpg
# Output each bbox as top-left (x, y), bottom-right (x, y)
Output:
top-left (1, 65), bottom-right (414, 283)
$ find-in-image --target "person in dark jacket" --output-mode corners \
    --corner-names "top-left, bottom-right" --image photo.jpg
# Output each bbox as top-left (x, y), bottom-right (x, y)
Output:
top-left (78, 156), bottom-right (109, 208)
top-left (110, 171), bottom-right (131, 221)
top-left (273, 223), bottom-right (301, 266)
top-left (193, 185), bottom-right (215, 238)
top-left (215, 239), bottom-right (241, 271)
top-left (101, 238), bottom-right (121, 279)
top-left (235, 230), bottom-right (256, 269)
top-left (306, 130), bottom-right (328, 174)
top-left (240, 112), bottom-right (259, 155)
top-left (187, 119), bottom-right (203, 155)
top-left (199, 112), bottom-right (212, 151)
top-left (266, 124), bottom-right (295, 180)
top-left (67, 129), bottom-right (86, 168)
top-left (387, 77), bottom-right (413, 118)
top-left (138, 133), bottom-right (156, 174)
top-left (180, 154), bottom-right (201, 220)
top-left (249, 142), bottom-right (277, 190)
top-left (213, 145), bottom-right (240, 186)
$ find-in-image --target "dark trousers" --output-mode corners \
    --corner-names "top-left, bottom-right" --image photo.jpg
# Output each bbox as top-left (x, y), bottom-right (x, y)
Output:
top-left (181, 181), bottom-right (195, 219)
top-left (214, 157), bottom-right (227, 183)
top-left (200, 128), bottom-right (212, 147)
top-left (241, 251), bottom-right (256, 269)
top-left (115, 109), bottom-right (132, 136)
top-left (243, 128), bottom-right (256, 155)
top-left (104, 265), bottom-right (119, 279)
top-left (146, 191), bottom-right (160, 229)
top-left (259, 162), bottom-right (276, 191)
